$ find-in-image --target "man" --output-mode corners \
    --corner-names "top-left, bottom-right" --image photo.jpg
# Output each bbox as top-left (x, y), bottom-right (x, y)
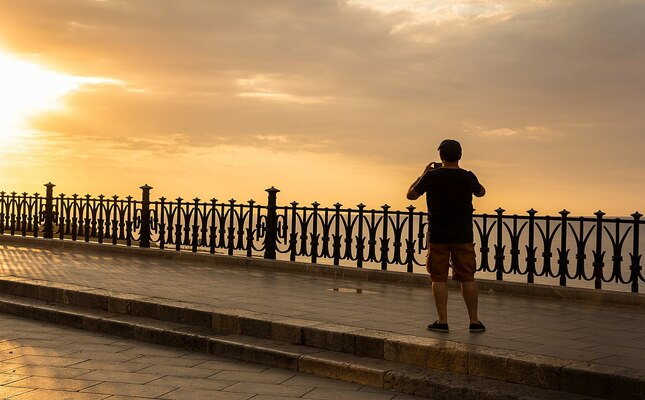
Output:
top-left (406, 139), bottom-right (486, 333)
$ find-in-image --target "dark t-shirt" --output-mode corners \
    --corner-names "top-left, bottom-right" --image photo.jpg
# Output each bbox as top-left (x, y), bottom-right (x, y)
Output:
top-left (413, 168), bottom-right (481, 244)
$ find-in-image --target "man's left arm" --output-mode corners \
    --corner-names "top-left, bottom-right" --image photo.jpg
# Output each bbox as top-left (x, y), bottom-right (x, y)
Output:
top-left (475, 184), bottom-right (486, 197)
top-left (471, 172), bottom-right (486, 197)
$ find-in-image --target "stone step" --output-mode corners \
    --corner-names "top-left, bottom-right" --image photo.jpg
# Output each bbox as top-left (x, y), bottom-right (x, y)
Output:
top-left (0, 275), bottom-right (641, 400)
top-left (0, 292), bottom-right (603, 400)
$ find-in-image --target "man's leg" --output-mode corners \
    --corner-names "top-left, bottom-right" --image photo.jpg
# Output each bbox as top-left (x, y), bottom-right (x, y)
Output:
top-left (461, 281), bottom-right (479, 324)
top-left (427, 243), bottom-right (450, 324)
top-left (432, 282), bottom-right (448, 323)
top-left (451, 244), bottom-right (481, 324)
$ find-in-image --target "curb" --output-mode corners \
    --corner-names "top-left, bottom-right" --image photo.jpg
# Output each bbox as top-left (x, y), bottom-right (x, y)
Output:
top-left (1, 235), bottom-right (643, 307)
top-left (0, 275), bottom-right (640, 399)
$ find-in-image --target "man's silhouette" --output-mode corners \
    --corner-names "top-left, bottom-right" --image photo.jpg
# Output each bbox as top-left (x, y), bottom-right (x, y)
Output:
top-left (407, 139), bottom-right (486, 333)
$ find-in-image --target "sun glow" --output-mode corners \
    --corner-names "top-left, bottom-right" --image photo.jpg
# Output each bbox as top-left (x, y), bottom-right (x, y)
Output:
top-left (0, 51), bottom-right (115, 142)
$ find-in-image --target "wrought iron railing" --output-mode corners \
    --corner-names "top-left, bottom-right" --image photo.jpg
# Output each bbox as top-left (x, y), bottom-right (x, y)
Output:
top-left (0, 183), bottom-right (642, 293)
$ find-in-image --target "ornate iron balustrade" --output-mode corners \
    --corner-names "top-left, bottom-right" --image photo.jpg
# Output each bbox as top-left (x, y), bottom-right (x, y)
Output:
top-left (0, 183), bottom-right (642, 293)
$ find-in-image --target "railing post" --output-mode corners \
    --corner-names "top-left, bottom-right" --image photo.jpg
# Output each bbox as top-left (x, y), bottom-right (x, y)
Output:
top-left (311, 202), bottom-right (320, 264)
top-left (558, 209), bottom-right (570, 286)
top-left (193, 198), bottom-right (202, 253)
top-left (227, 199), bottom-right (236, 256)
top-left (356, 203), bottom-right (365, 269)
top-left (247, 200), bottom-right (256, 258)
top-left (333, 203), bottom-right (342, 266)
top-left (630, 212), bottom-right (642, 293)
top-left (125, 196), bottom-right (133, 246)
top-left (33, 192), bottom-right (40, 237)
top-left (138, 185), bottom-right (152, 248)
top-left (10, 192), bottom-right (16, 236)
top-left (83, 194), bottom-right (91, 242)
top-left (264, 187), bottom-right (280, 259)
top-left (380, 204), bottom-right (390, 271)
top-left (21, 192), bottom-right (28, 237)
top-left (209, 198), bottom-right (217, 254)
top-left (71, 194), bottom-right (79, 241)
top-left (43, 182), bottom-right (55, 239)
top-left (175, 197), bottom-right (183, 251)
top-left (97, 195), bottom-right (105, 244)
top-left (494, 208), bottom-right (506, 280)
top-left (159, 197), bottom-right (167, 250)
top-left (289, 201), bottom-right (298, 262)
top-left (593, 210), bottom-right (605, 289)
top-left (526, 209), bottom-right (537, 284)
top-left (406, 205), bottom-right (416, 273)
top-left (0, 191), bottom-right (5, 235)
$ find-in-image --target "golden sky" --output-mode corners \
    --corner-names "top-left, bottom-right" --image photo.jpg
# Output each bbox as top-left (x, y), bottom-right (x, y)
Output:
top-left (0, 0), bottom-right (643, 215)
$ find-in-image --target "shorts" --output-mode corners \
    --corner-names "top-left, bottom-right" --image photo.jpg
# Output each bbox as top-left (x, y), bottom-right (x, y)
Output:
top-left (426, 243), bottom-right (477, 282)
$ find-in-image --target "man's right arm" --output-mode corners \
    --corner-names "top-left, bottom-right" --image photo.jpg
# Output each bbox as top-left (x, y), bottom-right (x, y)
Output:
top-left (407, 177), bottom-right (422, 200)
top-left (407, 163), bottom-right (436, 200)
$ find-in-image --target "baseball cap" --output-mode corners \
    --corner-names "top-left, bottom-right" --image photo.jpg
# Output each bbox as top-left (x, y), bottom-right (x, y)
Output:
top-left (438, 139), bottom-right (462, 161)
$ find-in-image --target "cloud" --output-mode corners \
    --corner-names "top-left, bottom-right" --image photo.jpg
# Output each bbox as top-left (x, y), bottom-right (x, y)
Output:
top-left (481, 128), bottom-right (517, 137)
top-left (463, 124), bottom-right (559, 140)
top-left (1, 0), bottom-right (642, 155)
top-left (0, 0), bottom-right (644, 213)
top-left (236, 74), bottom-right (328, 104)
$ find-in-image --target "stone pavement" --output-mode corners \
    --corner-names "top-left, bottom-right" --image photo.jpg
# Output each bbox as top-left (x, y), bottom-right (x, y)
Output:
top-left (0, 243), bottom-right (642, 374)
top-left (1, 238), bottom-right (645, 400)
top-left (0, 312), bottom-right (418, 399)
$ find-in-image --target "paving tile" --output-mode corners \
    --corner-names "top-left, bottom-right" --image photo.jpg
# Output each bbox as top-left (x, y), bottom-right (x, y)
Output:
top-left (7, 355), bottom-right (87, 367)
top-left (58, 343), bottom-right (135, 353)
top-left (130, 355), bottom-right (206, 367)
top-left (11, 366), bottom-right (95, 379)
top-left (135, 364), bottom-right (217, 378)
top-left (160, 388), bottom-right (253, 399)
top-left (76, 370), bottom-right (162, 384)
top-left (81, 382), bottom-right (176, 398)
top-left (10, 389), bottom-right (109, 399)
top-left (7, 376), bottom-right (101, 391)
top-left (359, 386), bottom-right (402, 395)
top-left (210, 371), bottom-right (293, 384)
top-left (54, 334), bottom-right (122, 346)
top-left (177, 352), bottom-right (215, 360)
top-left (3, 338), bottom-right (69, 348)
top-left (223, 382), bottom-right (313, 397)
top-left (196, 360), bottom-right (270, 372)
top-left (0, 341), bottom-right (22, 351)
top-left (12, 332), bottom-right (67, 341)
top-left (0, 373), bottom-right (28, 385)
top-left (146, 375), bottom-right (235, 391)
top-left (64, 350), bottom-right (143, 362)
top-left (0, 386), bottom-right (33, 398)
top-left (71, 360), bottom-right (154, 373)
top-left (304, 387), bottom-right (395, 399)
top-left (521, 344), bottom-right (609, 362)
top-left (119, 345), bottom-right (192, 357)
top-left (281, 375), bottom-right (363, 390)
top-left (2, 347), bottom-right (80, 358)
top-left (593, 354), bottom-right (645, 369)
